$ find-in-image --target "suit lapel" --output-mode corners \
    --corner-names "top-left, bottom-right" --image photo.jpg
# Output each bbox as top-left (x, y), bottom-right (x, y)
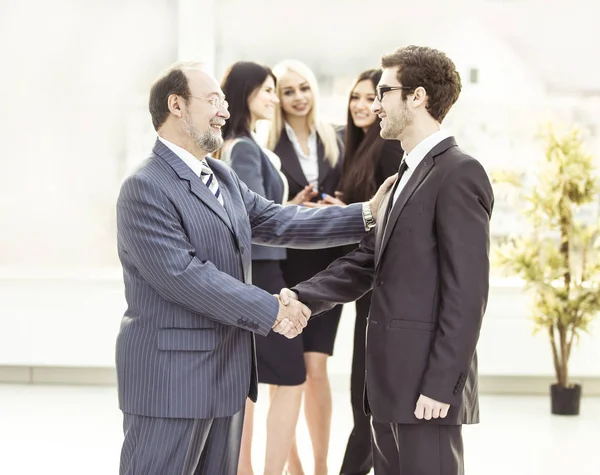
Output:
top-left (374, 179), bottom-right (399, 263)
top-left (209, 160), bottom-right (240, 237)
top-left (376, 137), bottom-right (457, 268)
top-left (316, 136), bottom-right (331, 187)
top-left (153, 140), bottom-right (234, 233)
top-left (209, 158), bottom-right (253, 279)
top-left (276, 130), bottom-right (310, 188)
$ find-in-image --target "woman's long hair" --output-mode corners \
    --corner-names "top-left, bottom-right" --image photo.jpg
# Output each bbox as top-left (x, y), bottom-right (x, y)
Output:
top-left (267, 59), bottom-right (340, 166)
top-left (219, 61), bottom-right (276, 142)
top-left (337, 69), bottom-right (387, 203)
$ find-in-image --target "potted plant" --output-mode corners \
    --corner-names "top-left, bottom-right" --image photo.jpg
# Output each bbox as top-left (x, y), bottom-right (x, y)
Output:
top-left (494, 123), bottom-right (600, 415)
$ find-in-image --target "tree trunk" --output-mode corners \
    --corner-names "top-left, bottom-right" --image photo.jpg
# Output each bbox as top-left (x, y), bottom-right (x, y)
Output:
top-left (558, 197), bottom-right (571, 388)
top-left (550, 326), bottom-right (562, 385)
top-left (559, 324), bottom-right (569, 387)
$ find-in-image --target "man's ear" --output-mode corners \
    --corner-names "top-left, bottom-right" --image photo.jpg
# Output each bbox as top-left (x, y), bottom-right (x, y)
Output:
top-left (412, 86), bottom-right (428, 108)
top-left (168, 94), bottom-right (184, 118)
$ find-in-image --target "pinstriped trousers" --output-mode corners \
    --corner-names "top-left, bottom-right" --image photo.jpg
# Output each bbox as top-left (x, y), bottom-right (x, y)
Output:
top-left (120, 408), bottom-right (245, 475)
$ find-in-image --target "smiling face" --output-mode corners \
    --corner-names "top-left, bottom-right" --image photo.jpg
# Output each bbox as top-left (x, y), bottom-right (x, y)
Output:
top-left (248, 75), bottom-right (279, 123)
top-left (278, 70), bottom-right (314, 118)
top-left (349, 79), bottom-right (377, 132)
top-left (371, 67), bottom-right (413, 140)
top-left (181, 69), bottom-right (230, 153)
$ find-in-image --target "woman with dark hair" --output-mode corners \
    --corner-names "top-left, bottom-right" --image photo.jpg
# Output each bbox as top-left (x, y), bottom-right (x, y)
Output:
top-left (218, 61), bottom-right (315, 475)
top-left (318, 69), bottom-right (403, 475)
top-left (338, 69), bottom-right (403, 204)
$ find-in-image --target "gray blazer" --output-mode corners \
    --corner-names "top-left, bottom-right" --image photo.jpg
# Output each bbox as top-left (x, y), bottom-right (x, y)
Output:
top-left (115, 139), bottom-right (366, 420)
top-left (229, 136), bottom-right (286, 261)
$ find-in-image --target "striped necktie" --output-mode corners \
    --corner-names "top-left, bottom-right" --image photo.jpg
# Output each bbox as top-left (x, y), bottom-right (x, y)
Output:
top-left (200, 160), bottom-right (224, 206)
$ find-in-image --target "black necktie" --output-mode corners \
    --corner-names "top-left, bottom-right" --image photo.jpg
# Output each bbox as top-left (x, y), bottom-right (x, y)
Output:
top-left (397, 157), bottom-right (409, 181)
top-left (383, 158), bottom-right (408, 223)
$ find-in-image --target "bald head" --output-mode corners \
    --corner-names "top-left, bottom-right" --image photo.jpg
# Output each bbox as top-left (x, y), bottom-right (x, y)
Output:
top-left (149, 61), bottom-right (230, 158)
top-left (182, 67), bottom-right (222, 100)
top-left (149, 62), bottom-right (218, 131)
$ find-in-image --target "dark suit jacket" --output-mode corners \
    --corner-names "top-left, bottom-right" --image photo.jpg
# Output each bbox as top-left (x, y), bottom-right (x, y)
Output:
top-left (274, 128), bottom-right (345, 284)
top-left (293, 137), bottom-right (494, 425)
top-left (115, 139), bottom-right (369, 420)
top-left (229, 136), bottom-right (286, 261)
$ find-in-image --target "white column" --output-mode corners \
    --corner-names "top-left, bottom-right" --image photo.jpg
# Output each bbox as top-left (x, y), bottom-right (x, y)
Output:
top-left (178, 0), bottom-right (216, 75)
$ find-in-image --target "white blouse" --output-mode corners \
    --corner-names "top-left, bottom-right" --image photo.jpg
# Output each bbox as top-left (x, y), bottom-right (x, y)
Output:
top-left (284, 122), bottom-right (319, 188)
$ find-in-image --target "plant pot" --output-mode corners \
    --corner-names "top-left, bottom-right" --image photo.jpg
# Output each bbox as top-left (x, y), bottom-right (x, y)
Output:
top-left (550, 383), bottom-right (581, 415)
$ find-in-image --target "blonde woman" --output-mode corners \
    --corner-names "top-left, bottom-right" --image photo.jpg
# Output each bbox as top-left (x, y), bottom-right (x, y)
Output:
top-left (268, 60), bottom-right (344, 475)
top-left (218, 61), bottom-right (316, 475)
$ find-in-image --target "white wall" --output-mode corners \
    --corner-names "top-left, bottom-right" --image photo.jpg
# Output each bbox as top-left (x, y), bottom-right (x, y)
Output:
top-left (1, 275), bottom-right (599, 382)
top-left (0, 0), bottom-right (176, 273)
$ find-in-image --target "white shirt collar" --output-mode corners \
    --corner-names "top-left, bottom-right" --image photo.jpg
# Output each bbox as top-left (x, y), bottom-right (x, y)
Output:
top-left (158, 136), bottom-right (206, 177)
top-left (284, 122), bottom-right (316, 140)
top-left (284, 123), bottom-right (317, 158)
top-left (404, 129), bottom-right (452, 170)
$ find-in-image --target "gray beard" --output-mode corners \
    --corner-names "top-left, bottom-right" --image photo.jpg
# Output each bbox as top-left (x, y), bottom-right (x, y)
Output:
top-left (184, 116), bottom-right (223, 153)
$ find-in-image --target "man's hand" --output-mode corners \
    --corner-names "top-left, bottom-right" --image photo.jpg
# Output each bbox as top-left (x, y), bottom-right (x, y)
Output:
top-left (304, 193), bottom-right (347, 207)
top-left (271, 292), bottom-right (310, 339)
top-left (286, 185), bottom-right (319, 205)
top-left (278, 287), bottom-right (299, 305)
top-left (367, 173), bottom-right (398, 222)
top-left (414, 394), bottom-right (450, 420)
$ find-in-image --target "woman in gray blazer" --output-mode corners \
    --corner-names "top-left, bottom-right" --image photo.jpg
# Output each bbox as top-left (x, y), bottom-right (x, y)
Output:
top-left (219, 61), bottom-right (314, 475)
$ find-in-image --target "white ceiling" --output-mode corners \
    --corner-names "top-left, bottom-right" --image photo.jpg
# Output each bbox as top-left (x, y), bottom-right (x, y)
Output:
top-left (213, 0), bottom-right (600, 94)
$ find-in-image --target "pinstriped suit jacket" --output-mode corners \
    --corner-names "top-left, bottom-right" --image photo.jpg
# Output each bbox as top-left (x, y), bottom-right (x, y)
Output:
top-left (115, 139), bottom-right (367, 419)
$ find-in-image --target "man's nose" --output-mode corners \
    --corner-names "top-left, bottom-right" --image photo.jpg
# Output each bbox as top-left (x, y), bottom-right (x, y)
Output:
top-left (217, 107), bottom-right (230, 120)
top-left (371, 97), bottom-right (381, 114)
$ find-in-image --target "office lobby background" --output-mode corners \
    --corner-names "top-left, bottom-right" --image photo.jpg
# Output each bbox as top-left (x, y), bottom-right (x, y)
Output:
top-left (0, 0), bottom-right (599, 473)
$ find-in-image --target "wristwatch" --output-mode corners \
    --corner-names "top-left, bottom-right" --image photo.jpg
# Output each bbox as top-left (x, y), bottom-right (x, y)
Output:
top-left (362, 202), bottom-right (376, 231)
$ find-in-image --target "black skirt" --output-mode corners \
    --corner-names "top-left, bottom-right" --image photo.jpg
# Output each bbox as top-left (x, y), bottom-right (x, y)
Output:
top-left (252, 260), bottom-right (306, 386)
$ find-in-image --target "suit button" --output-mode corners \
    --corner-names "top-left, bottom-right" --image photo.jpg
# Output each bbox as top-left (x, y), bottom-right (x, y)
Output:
top-left (375, 280), bottom-right (382, 286)
top-left (240, 245), bottom-right (246, 254)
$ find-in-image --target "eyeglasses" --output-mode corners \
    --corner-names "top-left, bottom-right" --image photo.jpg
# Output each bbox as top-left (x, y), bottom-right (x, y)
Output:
top-left (189, 95), bottom-right (229, 109)
top-left (376, 86), bottom-right (414, 102)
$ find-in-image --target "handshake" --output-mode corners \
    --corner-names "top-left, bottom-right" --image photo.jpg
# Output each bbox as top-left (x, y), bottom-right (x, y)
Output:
top-left (271, 288), bottom-right (309, 339)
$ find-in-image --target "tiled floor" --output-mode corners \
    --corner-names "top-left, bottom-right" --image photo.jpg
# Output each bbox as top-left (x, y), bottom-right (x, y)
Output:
top-left (0, 384), bottom-right (599, 474)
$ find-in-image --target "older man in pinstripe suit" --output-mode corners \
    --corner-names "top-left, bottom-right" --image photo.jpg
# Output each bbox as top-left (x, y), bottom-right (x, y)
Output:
top-left (115, 62), bottom-right (395, 475)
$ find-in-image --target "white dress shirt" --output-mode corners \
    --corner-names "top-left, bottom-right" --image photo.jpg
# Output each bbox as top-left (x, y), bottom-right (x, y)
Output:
top-left (284, 122), bottom-right (319, 188)
top-left (393, 129), bottom-right (452, 204)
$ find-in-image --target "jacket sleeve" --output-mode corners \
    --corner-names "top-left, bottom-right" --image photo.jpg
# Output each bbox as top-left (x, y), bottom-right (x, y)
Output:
top-left (292, 231), bottom-right (376, 315)
top-left (116, 174), bottom-right (279, 336)
top-left (419, 159), bottom-right (494, 406)
top-left (230, 170), bottom-right (369, 249)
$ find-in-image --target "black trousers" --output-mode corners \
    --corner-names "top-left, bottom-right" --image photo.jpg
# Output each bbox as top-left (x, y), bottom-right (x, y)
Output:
top-left (340, 292), bottom-right (398, 475)
top-left (373, 421), bottom-right (464, 475)
top-left (120, 408), bottom-right (245, 475)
